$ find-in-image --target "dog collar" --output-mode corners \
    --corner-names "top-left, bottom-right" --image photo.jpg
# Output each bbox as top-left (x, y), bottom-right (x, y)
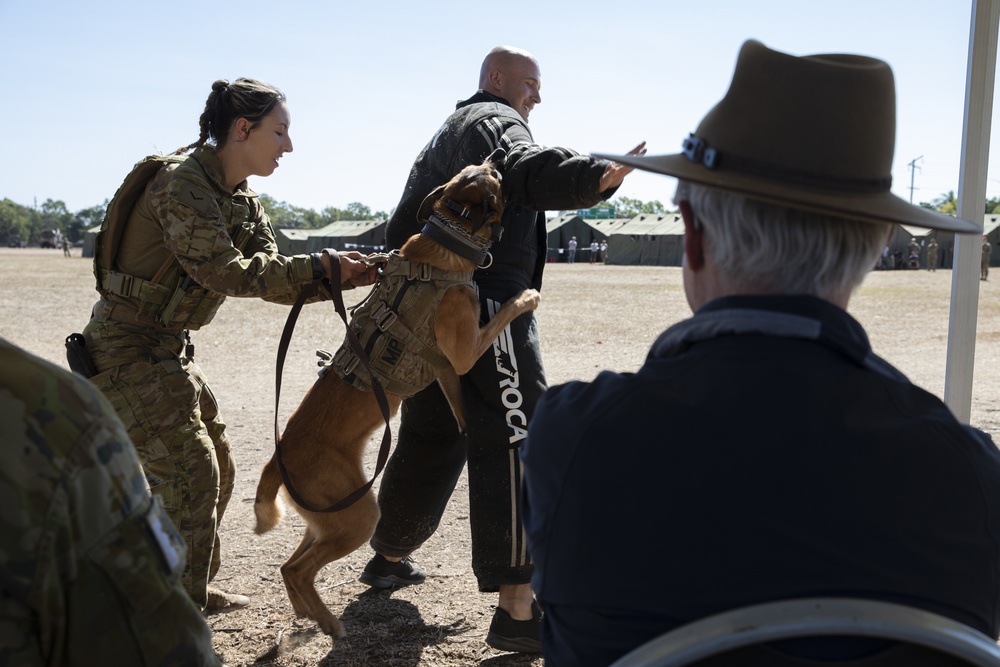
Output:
top-left (421, 211), bottom-right (493, 268)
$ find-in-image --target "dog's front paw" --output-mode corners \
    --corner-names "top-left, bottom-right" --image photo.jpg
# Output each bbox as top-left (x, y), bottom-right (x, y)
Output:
top-left (513, 289), bottom-right (540, 312)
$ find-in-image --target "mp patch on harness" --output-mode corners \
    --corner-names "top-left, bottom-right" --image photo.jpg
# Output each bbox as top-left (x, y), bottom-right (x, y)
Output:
top-left (380, 337), bottom-right (405, 367)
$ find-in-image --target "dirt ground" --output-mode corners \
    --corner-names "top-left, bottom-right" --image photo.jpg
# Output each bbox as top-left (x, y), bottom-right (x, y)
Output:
top-left (4, 247), bottom-right (1000, 666)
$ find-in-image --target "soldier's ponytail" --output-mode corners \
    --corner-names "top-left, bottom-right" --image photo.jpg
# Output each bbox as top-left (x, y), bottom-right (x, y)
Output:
top-left (173, 78), bottom-right (286, 155)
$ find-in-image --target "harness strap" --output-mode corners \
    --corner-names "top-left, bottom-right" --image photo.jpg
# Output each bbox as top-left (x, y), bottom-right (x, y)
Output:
top-left (98, 267), bottom-right (173, 305)
top-left (385, 254), bottom-right (472, 283)
top-left (378, 248), bottom-right (474, 282)
top-left (366, 296), bottom-right (451, 370)
top-left (273, 249), bottom-right (393, 513)
top-left (332, 252), bottom-right (472, 394)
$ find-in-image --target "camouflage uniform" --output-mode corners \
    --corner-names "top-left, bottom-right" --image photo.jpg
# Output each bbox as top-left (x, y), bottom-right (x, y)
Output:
top-left (907, 239), bottom-right (921, 268)
top-left (0, 337), bottom-right (218, 666)
top-left (983, 238), bottom-right (992, 280)
top-left (81, 146), bottom-right (321, 609)
top-left (927, 237), bottom-right (938, 271)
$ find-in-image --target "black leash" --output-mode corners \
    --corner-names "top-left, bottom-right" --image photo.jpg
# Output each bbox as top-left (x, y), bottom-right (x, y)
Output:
top-left (273, 248), bottom-right (393, 513)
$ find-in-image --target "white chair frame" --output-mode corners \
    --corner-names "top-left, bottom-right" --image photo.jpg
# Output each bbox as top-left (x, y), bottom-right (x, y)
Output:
top-left (609, 598), bottom-right (1000, 667)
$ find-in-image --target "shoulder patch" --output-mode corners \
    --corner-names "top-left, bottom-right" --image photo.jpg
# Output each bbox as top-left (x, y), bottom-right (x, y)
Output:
top-left (146, 495), bottom-right (185, 573)
top-left (176, 186), bottom-right (215, 216)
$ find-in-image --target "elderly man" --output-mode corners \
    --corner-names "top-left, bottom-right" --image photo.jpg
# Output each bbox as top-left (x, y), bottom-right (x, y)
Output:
top-left (522, 40), bottom-right (1000, 666)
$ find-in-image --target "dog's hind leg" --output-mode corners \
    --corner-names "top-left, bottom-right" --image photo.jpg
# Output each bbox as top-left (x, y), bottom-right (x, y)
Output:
top-left (281, 527), bottom-right (318, 619)
top-left (279, 494), bottom-right (380, 638)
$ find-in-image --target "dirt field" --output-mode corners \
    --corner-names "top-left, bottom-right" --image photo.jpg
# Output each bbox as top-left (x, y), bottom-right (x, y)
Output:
top-left (3, 248), bottom-right (1000, 666)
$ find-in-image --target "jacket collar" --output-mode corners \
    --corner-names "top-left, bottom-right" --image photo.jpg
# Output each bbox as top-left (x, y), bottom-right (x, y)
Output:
top-left (189, 145), bottom-right (256, 198)
top-left (457, 90), bottom-right (513, 111)
top-left (649, 295), bottom-right (905, 381)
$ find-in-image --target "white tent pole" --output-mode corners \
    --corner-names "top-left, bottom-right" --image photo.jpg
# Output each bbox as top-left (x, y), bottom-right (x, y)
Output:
top-left (944, 0), bottom-right (1000, 422)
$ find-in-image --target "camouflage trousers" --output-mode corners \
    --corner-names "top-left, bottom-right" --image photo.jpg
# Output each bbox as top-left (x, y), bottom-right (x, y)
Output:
top-left (82, 314), bottom-right (235, 610)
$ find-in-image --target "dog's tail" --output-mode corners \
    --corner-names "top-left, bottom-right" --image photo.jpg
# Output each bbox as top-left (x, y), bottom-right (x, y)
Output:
top-left (253, 454), bottom-right (285, 534)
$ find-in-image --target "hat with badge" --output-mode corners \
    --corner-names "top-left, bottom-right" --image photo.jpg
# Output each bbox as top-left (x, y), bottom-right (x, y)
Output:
top-left (595, 39), bottom-right (979, 234)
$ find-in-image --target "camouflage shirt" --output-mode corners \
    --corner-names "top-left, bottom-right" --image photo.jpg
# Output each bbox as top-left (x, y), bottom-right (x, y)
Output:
top-left (96, 145), bottom-right (319, 331)
top-left (0, 337), bottom-right (219, 666)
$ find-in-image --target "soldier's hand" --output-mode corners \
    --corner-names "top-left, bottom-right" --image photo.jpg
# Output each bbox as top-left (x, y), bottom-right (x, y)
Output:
top-left (338, 252), bottom-right (379, 288)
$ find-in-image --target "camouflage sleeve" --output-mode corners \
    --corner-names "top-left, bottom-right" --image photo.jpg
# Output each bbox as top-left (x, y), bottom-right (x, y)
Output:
top-left (150, 166), bottom-right (315, 299)
top-left (242, 204), bottom-right (281, 257)
top-left (243, 206), bottom-right (331, 306)
top-left (0, 338), bottom-right (219, 666)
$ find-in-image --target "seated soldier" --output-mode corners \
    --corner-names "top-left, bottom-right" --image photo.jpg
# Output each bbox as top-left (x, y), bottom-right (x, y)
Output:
top-left (0, 336), bottom-right (219, 666)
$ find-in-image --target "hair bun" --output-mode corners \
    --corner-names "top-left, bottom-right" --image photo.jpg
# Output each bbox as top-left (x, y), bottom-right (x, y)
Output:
top-left (212, 79), bottom-right (230, 93)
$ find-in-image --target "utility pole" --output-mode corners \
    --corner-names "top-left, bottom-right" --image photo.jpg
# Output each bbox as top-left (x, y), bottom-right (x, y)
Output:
top-left (908, 155), bottom-right (924, 204)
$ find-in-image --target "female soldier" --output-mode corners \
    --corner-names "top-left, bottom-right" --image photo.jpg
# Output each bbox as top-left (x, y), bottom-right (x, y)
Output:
top-left (80, 78), bottom-right (377, 611)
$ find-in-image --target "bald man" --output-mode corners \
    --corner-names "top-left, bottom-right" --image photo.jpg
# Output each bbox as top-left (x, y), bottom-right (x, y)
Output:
top-left (357, 45), bottom-right (642, 653)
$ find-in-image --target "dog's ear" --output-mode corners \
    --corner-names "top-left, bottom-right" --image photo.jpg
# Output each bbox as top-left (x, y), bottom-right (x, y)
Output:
top-left (485, 147), bottom-right (506, 171)
top-left (417, 185), bottom-right (447, 222)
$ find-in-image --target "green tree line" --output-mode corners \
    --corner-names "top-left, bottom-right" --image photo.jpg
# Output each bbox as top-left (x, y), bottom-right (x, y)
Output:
top-left (0, 195), bottom-right (391, 247)
top-left (606, 196), bottom-right (672, 218)
top-left (4, 190), bottom-right (998, 248)
top-left (918, 191), bottom-right (1000, 216)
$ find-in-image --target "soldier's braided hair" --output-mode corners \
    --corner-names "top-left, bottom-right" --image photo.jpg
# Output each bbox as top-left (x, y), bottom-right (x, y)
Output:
top-left (174, 78), bottom-right (286, 155)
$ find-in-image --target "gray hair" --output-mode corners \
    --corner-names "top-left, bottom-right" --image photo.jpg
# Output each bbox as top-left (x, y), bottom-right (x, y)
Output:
top-left (675, 181), bottom-right (890, 300)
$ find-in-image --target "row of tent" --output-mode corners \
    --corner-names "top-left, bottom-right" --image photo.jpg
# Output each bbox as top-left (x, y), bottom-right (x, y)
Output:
top-left (81, 219), bottom-right (388, 258)
top-left (544, 213), bottom-right (684, 265)
top-left (79, 214), bottom-right (1000, 268)
top-left (274, 219), bottom-right (387, 254)
top-left (894, 215), bottom-right (1000, 269)
top-left (272, 213), bottom-right (690, 266)
top-left (272, 214), bottom-right (687, 265)
top-left (551, 213), bottom-right (1000, 267)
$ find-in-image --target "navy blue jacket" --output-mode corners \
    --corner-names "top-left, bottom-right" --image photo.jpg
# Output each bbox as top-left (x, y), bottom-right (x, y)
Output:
top-left (522, 295), bottom-right (1000, 666)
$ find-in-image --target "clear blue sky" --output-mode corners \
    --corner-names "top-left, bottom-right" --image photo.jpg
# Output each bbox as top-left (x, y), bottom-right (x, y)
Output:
top-left (1, 0), bottom-right (995, 217)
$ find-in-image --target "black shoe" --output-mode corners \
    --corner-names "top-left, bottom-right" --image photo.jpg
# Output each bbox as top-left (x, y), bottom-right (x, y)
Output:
top-left (359, 554), bottom-right (426, 589)
top-left (485, 600), bottom-right (542, 653)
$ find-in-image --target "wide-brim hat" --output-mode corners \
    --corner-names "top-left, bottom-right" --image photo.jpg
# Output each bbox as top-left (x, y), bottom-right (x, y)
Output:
top-left (595, 40), bottom-right (979, 234)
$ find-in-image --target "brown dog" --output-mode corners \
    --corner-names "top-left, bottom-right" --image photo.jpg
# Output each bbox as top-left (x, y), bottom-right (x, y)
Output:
top-left (253, 161), bottom-right (540, 638)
